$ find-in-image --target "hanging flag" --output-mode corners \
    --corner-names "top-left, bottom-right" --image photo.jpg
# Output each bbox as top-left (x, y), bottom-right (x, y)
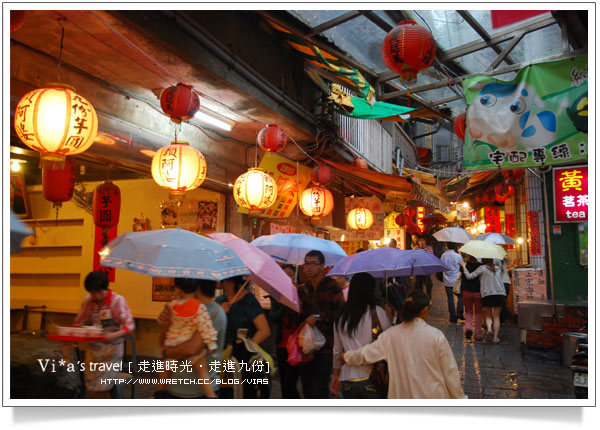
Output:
top-left (462, 55), bottom-right (587, 171)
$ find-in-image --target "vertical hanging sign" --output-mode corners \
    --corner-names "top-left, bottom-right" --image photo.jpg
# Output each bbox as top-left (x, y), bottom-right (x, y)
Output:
top-left (553, 165), bottom-right (588, 223)
top-left (417, 206), bottom-right (425, 233)
top-left (485, 206), bottom-right (501, 233)
top-left (94, 225), bottom-right (118, 281)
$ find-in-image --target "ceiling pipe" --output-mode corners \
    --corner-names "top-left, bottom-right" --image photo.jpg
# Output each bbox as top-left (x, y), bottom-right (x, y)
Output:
top-left (161, 11), bottom-right (316, 129)
top-left (412, 118), bottom-right (442, 140)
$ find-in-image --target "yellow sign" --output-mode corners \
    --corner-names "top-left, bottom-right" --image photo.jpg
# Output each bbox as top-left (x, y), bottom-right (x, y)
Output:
top-left (559, 169), bottom-right (584, 192)
top-left (237, 153), bottom-right (312, 218)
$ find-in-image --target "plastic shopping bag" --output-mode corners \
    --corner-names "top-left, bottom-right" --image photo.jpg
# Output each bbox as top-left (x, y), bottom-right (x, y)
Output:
top-left (286, 322), bottom-right (314, 366)
top-left (298, 323), bottom-right (326, 354)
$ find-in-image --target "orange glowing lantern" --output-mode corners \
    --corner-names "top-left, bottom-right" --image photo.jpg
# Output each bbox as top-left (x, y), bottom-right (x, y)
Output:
top-left (233, 168), bottom-right (277, 211)
top-left (347, 207), bottom-right (374, 230)
top-left (299, 186), bottom-right (334, 219)
top-left (14, 84), bottom-right (98, 169)
top-left (151, 141), bottom-right (207, 200)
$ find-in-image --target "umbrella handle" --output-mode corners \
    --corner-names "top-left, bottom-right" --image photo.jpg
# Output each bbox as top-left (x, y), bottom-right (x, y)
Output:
top-left (230, 279), bottom-right (251, 303)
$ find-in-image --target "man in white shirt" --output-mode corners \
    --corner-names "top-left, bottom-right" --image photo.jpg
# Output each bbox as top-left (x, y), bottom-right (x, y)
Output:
top-left (440, 242), bottom-right (464, 323)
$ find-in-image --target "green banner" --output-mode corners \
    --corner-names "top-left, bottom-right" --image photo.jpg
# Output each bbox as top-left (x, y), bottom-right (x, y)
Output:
top-left (462, 55), bottom-right (588, 171)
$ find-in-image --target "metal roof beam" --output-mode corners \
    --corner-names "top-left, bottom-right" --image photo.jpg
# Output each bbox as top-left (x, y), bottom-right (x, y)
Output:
top-left (306, 11), bottom-right (361, 36)
top-left (457, 10), bottom-right (516, 66)
top-left (485, 31), bottom-right (525, 71)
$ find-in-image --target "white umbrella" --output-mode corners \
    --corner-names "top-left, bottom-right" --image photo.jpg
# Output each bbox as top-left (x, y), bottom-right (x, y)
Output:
top-left (459, 240), bottom-right (506, 260)
top-left (433, 226), bottom-right (474, 244)
top-left (473, 232), bottom-right (516, 245)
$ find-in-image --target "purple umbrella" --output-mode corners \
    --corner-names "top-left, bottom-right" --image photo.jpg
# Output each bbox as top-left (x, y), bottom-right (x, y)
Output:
top-left (327, 247), bottom-right (449, 278)
top-left (208, 233), bottom-right (299, 312)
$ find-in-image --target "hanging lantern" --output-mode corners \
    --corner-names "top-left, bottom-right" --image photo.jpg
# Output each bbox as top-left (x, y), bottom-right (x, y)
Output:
top-left (395, 214), bottom-right (408, 227)
top-left (501, 170), bottom-right (513, 179)
top-left (93, 181), bottom-right (121, 229)
top-left (233, 168), bottom-right (277, 211)
top-left (257, 124), bottom-right (287, 152)
top-left (14, 84), bottom-right (98, 169)
top-left (42, 156), bottom-right (76, 208)
top-left (10, 10), bottom-right (25, 32)
top-left (160, 83), bottom-right (200, 123)
top-left (403, 206), bottom-right (416, 218)
top-left (494, 182), bottom-right (510, 196)
top-left (406, 223), bottom-right (421, 235)
top-left (495, 193), bottom-right (508, 204)
top-left (151, 141), bottom-right (207, 200)
top-left (299, 186), bottom-right (334, 219)
top-left (347, 207), bottom-right (374, 230)
top-left (382, 20), bottom-right (436, 84)
top-left (511, 169), bottom-right (525, 181)
top-left (310, 165), bottom-right (332, 185)
top-left (454, 113), bottom-right (466, 140)
top-left (474, 194), bottom-right (482, 204)
top-left (483, 192), bottom-right (492, 203)
top-left (352, 157), bottom-right (368, 169)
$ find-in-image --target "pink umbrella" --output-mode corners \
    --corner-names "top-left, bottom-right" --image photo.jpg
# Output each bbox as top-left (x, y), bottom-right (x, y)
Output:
top-left (208, 233), bottom-right (300, 312)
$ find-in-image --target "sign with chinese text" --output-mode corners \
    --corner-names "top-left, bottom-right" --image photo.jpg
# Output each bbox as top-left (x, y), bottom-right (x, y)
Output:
top-left (505, 213), bottom-right (516, 249)
top-left (93, 226), bottom-right (117, 282)
top-left (526, 211), bottom-right (542, 255)
top-left (553, 165), bottom-right (588, 223)
top-left (270, 223), bottom-right (295, 234)
top-left (417, 206), bottom-right (425, 233)
top-left (462, 55), bottom-right (588, 171)
top-left (337, 241), bottom-right (368, 255)
top-left (160, 200), bottom-right (218, 233)
top-left (512, 268), bottom-right (547, 312)
top-left (484, 206), bottom-right (501, 233)
top-left (238, 153), bottom-right (312, 218)
top-left (152, 277), bottom-right (178, 302)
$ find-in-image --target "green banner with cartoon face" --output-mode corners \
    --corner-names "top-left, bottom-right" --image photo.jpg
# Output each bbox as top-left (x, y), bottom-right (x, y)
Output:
top-left (462, 55), bottom-right (588, 171)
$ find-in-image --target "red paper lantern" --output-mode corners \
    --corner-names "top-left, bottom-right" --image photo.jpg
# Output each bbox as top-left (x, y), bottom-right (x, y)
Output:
top-left (257, 124), bottom-right (287, 152)
top-left (42, 157), bottom-right (75, 207)
top-left (311, 165), bottom-right (332, 185)
top-left (511, 169), bottom-right (525, 181)
top-left (160, 83), bottom-right (200, 123)
top-left (395, 214), bottom-right (408, 227)
top-left (403, 207), bottom-right (416, 218)
top-left (454, 113), bottom-right (466, 140)
top-left (494, 182), bottom-right (510, 196)
top-left (474, 194), bottom-right (482, 204)
top-left (382, 20), bottom-right (437, 83)
top-left (352, 157), bottom-right (368, 169)
top-left (406, 223), bottom-right (421, 235)
top-left (93, 181), bottom-right (121, 229)
top-left (10, 10), bottom-right (25, 33)
top-left (501, 170), bottom-right (512, 179)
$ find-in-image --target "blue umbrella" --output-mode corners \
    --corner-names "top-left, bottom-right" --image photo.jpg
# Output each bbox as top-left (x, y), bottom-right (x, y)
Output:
top-left (10, 210), bottom-right (33, 254)
top-left (99, 228), bottom-right (250, 281)
top-left (251, 233), bottom-right (347, 266)
top-left (328, 247), bottom-right (449, 278)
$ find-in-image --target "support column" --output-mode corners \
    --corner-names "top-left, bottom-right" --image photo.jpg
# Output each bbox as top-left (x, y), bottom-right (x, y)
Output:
top-left (524, 169), bottom-right (546, 269)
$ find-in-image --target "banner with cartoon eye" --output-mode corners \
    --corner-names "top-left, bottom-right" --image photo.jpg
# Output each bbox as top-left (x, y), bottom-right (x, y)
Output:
top-left (462, 54), bottom-right (588, 171)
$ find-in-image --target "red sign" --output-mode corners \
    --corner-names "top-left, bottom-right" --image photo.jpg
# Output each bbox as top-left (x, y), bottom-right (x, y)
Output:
top-left (553, 165), bottom-right (588, 223)
top-left (93, 226), bottom-right (118, 281)
top-left (526, 211), bottom-right (542, 255)
top-left (484, 206), bottom-right (501, 233)
top-left (505, 213), bottom-right (516, 250)
top-left (491, 10), bottom-right (551, 29)
top-left (417, 206), bottom-right (425, 233)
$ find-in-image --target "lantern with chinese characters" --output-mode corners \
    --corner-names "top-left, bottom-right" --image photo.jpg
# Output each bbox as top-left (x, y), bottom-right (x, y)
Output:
top-left (93, 181), bottom-right (121, 229)
top-left (404, 206), bottom-right (416, 218)
top-left (42, 156), bottom-right (75, 208)
top-left (233, 168), bottom-right (277, 212)
top-left (382, 20), bottom-right (436, 84)
top-left (160, 83), bottom-right (200, 123)
top-left (151, 141), bottom-right (207, 200)
top-left (257, 124), bottom-right (287, 152)
top-left (352, 157), bottom-right (368, 169)
top-left (14, 84), bottom-right (98, 169)
top-left (299, 186), bottom-right (334, 219)
top-left (347, 207), bottom-right (374, 230)
top-left (454, 113), bottom-right (466, 140)
top-left (310, 165), bottom-right (332, 185)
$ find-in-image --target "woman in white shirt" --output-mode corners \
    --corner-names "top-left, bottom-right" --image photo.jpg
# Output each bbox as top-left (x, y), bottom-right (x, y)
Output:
top-left (331, 272), bottom-right (391, 399)
top-left (340, 291), bottom-right (465, 399)
top-left (461, 258), bottom-right (506, 344)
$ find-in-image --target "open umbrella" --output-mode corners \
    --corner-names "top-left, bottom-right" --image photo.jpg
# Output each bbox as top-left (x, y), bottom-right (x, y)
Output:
top-left (208, 233), bottom-right (299, 312)
top-left (10, 210), bottom-right (33, 254)
top-left (422, 213), bottom-right (448, 225)
top-left (251, 233), bottom-right (347, 266)
top-left (459, 240), bottom-right (506, 260)
top-left (99, 228), bottom-right (250, 281)
top-left (433, 226), bottom-right (474, 244)
top-left (328, 247), bottom-right (449, 278)
top-left (473, 232), bottom-right (516, 245)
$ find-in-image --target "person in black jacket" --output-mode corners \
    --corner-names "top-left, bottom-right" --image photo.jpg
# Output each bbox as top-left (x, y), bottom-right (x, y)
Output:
top-left (460, 255), bottom-right (483, 341)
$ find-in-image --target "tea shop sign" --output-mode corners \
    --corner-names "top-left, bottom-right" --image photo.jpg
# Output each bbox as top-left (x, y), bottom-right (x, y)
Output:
top-left (553, 165), bottom-right (588, 223)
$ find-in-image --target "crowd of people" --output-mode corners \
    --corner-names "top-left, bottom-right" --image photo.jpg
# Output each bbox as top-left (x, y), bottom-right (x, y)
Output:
top-left (69, 226), bottom-right (514, 400)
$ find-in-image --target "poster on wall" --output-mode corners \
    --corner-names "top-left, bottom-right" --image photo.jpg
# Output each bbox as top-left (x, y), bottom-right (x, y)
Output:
top-left (462, 55), bottom-right (588, 171)
top-left (160, 200), bottom-right (218, 232)
top-left (512, 268), bottom-right (547, 312)
top-left (237, 153), bottom-right (312, 218)
top-left (552, 165), bottom-right (588, 223)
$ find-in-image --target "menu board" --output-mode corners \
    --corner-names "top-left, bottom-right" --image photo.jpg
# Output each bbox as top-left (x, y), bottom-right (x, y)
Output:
top-left (512, 268), bottom-right (547, 312)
